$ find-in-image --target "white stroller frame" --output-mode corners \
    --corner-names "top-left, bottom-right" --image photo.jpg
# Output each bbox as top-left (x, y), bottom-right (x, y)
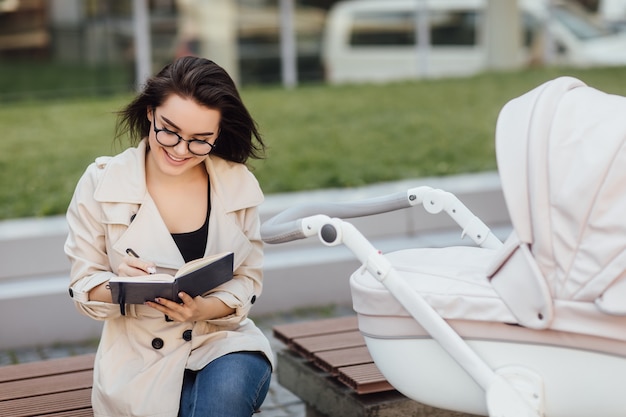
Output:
top-left (262, 187), bottom-right (546, 416)
top-left (261, 77), bottom-right (626, 417)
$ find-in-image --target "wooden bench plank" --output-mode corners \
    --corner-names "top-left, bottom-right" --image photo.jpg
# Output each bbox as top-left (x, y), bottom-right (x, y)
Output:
top-left (291, 330), bottom-right (365, 359)
top-left (274, 316), bottom-right (398, 394)
top-left (43, 410), bottom-right (94, 417)
top-left (338, 363), bottom-right (395, 394)
top-left (272, 315), bottom-right (358, 345)
top-left (0, 388), bottom-right (92, 417)
top-left (0, 369), bottom-right (93, 401)
top-left (0, 354), bottom-right (95, 383)
top-left (0, 354), bottom-right (95, 417)
top-left (313, 345), bottom-right (373, 374)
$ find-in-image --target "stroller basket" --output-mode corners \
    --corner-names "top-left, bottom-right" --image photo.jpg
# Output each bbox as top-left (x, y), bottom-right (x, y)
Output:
top-left (260, 77), bottom-right (626, 417)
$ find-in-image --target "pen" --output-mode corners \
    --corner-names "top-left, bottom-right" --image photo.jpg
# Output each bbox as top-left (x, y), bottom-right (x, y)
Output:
top-left (125, 248), bottom-right (140, 258)
top-left (126, 248), bottom-right (156, 274)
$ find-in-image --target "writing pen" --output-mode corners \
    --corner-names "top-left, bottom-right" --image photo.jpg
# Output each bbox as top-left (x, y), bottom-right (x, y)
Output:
top-left (125, 248), bottom-right (156, 274)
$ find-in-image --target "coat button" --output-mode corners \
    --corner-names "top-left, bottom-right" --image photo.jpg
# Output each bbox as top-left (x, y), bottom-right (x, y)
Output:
top-left (182, 330), bottom-right (192, 342)
top-left (68, 288), bottom-right (74, 298)
top-left (251, 295), bottom-right (256, 304)
top-left (151, 338), bottom-right (164, 350)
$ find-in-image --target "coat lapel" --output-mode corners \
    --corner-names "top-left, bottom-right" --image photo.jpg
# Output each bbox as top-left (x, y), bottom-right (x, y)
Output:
top-left (93, 140), bottom-right (262, 272)
top-left (112, 197), bottom-right (185, 271)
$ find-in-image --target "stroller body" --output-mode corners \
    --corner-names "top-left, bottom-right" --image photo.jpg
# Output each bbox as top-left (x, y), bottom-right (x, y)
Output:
top-left (261, 77), bottom-right (626, 417)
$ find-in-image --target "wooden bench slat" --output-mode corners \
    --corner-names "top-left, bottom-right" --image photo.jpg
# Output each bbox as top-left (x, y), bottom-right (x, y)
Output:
top-left (337, 363), bottom-right (395, 394)
top-left (0, 388), bottom-right (92, 417)
top-left (0, 369), bottom-right (93, 401)
top-left (312, 345), bottom-right (373, 374)
top-left (0, 354), bottom-right (95, 383)
top-left (291, 330), bottom-right (365, 358)
top-left (272, 315), bottom-right (358, 344)
top-left (43, 410), bottom-right (94, 417)
top-left (274, 315), bottom-right (398, 395)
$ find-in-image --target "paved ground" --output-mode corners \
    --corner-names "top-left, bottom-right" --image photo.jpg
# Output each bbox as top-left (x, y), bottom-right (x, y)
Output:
top-left (0, 303), bottom-right (356, 417)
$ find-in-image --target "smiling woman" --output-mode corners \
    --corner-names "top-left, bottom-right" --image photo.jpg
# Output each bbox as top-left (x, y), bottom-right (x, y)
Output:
top-left (64, 56), bottom-right (273, 417)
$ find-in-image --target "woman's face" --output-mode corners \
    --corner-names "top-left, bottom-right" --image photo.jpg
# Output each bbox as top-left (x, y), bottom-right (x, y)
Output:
top-left (146, 94), bottom-right (220, 178)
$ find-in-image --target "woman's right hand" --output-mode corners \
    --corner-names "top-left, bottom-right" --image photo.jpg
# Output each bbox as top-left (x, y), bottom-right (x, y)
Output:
top-left (87, 254), bottom-right (156, 303)
top-left (118, 253), bottom-right (157, 277)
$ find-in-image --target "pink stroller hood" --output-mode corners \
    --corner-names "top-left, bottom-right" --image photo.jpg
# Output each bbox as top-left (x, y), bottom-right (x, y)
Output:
top-left (351, 77), bottom-right (626, 344)
top-left (495, 76), bottom-right (626, 315)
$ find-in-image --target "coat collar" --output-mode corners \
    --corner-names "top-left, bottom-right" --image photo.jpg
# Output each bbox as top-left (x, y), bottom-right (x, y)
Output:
top-left (93, 140), bottom-right (264, 212)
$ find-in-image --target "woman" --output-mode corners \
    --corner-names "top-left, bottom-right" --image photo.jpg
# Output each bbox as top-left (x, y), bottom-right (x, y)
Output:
top-left (64, 56), bottom-right (273, 417)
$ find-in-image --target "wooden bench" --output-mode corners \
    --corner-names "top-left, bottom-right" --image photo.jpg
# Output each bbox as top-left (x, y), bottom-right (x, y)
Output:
top-left (273, 315), bottom-right (478, 417)
top-left (0, 353), bottom-right (95, 417)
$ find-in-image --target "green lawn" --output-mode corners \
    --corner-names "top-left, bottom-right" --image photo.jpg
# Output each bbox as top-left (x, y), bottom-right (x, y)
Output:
top-left (2, 66), bottom-right (626, 220)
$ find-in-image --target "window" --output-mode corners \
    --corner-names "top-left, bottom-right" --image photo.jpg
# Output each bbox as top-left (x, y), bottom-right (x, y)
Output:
top-left (350, 11), bottom-right (415, 46)
top-left (349, 10), bottom-right (478, 47)
top-left (430, 11), bottom-right (477, 45)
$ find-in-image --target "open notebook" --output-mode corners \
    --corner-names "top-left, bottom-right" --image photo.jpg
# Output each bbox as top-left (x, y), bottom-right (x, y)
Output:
top-left (109, 251), bottom-right (234, 306)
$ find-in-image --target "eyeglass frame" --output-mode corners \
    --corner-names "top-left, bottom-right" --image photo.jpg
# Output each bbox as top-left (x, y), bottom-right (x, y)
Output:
top-left (151, 109), bottom-right (217, 156)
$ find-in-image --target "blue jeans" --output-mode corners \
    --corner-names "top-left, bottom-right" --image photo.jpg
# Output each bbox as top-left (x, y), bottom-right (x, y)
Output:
top-left (178, 351), bottom-right (272, 417)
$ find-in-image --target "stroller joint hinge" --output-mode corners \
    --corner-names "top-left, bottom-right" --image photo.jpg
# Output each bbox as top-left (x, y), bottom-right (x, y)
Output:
top-left (461, 216), bottom-right (492, 245)
top-left (365, 251), bottom-right (393, 282)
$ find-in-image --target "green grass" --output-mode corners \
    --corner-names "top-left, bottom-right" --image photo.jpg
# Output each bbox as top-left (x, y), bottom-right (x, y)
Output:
top-left (247, 65), bottom-right (626, 189)
top-left (2, 66), bottom-right (626, 220)
top-left (0, 61), bottom-right (133, 101)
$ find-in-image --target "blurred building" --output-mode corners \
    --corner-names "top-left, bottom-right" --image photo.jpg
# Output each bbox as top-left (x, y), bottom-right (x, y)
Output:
top-left (0, 0), bottom-right (50, 59)
top-left (0, 0), bottom-right (333, 89)
top-left (0, 0), bottom-right (616, 96)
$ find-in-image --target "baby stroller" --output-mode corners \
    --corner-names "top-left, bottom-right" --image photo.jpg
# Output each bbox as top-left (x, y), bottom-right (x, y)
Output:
top-left (261, 76), bottom-right (626, 417)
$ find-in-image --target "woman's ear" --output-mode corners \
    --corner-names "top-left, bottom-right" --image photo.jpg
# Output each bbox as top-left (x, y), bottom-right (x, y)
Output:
top-left (147, 107), bottom-right (153, 122)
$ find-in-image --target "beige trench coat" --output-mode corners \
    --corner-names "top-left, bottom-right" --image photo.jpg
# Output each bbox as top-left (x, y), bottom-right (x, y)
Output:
top-left (64, 141), bottom-right (273, 417)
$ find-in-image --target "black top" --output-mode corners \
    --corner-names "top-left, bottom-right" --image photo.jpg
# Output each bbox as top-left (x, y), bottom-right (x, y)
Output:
top-left (171, 184), bottom-right (211, 263)
top-left (172, 215), bottom-right (209, 263)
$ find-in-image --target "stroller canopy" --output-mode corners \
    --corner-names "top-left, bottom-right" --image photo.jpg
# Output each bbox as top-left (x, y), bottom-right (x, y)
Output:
top-left (495, 76), bottom-right (626, 314)
top-left (351, 76), bottom-right (626, 344)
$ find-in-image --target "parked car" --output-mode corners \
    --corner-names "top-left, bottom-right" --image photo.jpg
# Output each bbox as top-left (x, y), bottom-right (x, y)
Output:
top-left (322, 0), bottom-right (626, 83)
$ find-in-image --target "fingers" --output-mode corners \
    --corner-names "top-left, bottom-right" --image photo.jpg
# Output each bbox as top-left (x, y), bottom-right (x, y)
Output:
top-left (120, 254), bottom-right (157, 276)
top-left (153, 293), bottom-right (192, 308)
top-left (127, 254), bottom-right (157, 274)
top-left (177, 292), bottom-right (194, 305)
top-left (146, 293), bottom-right (195, 322)
top-left (145, 298), bottom-right (178, 319)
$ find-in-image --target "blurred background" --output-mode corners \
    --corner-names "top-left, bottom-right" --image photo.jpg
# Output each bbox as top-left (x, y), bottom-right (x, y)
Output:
top-left (1, 0), bottom-right (625, 100)
top-left (0, 0), bottom-right (328, 98)
top-left (3, 0), bottom-right (626, 353)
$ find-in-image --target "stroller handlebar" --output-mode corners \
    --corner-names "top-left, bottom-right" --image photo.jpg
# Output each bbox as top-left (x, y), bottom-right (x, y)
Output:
top-left (261, 189), bottom-right (413, 244)
top-left (261, 186), bottom-right (502, 249)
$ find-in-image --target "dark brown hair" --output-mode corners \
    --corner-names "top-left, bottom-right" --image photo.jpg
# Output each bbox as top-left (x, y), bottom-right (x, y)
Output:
top-left (115, 56), bottom-right (265, 163)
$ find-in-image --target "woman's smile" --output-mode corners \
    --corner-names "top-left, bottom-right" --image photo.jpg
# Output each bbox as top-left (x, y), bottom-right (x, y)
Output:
top-left (162, 147), bottom-right (192, 164)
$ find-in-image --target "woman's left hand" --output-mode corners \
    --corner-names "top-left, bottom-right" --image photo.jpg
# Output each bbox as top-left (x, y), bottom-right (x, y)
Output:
top-left (145, 292), bottom-right (234, 322)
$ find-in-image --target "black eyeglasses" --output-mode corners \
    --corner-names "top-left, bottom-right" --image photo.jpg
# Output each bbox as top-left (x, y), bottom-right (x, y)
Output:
top-left (152, 111), bottom-right (216, 156)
